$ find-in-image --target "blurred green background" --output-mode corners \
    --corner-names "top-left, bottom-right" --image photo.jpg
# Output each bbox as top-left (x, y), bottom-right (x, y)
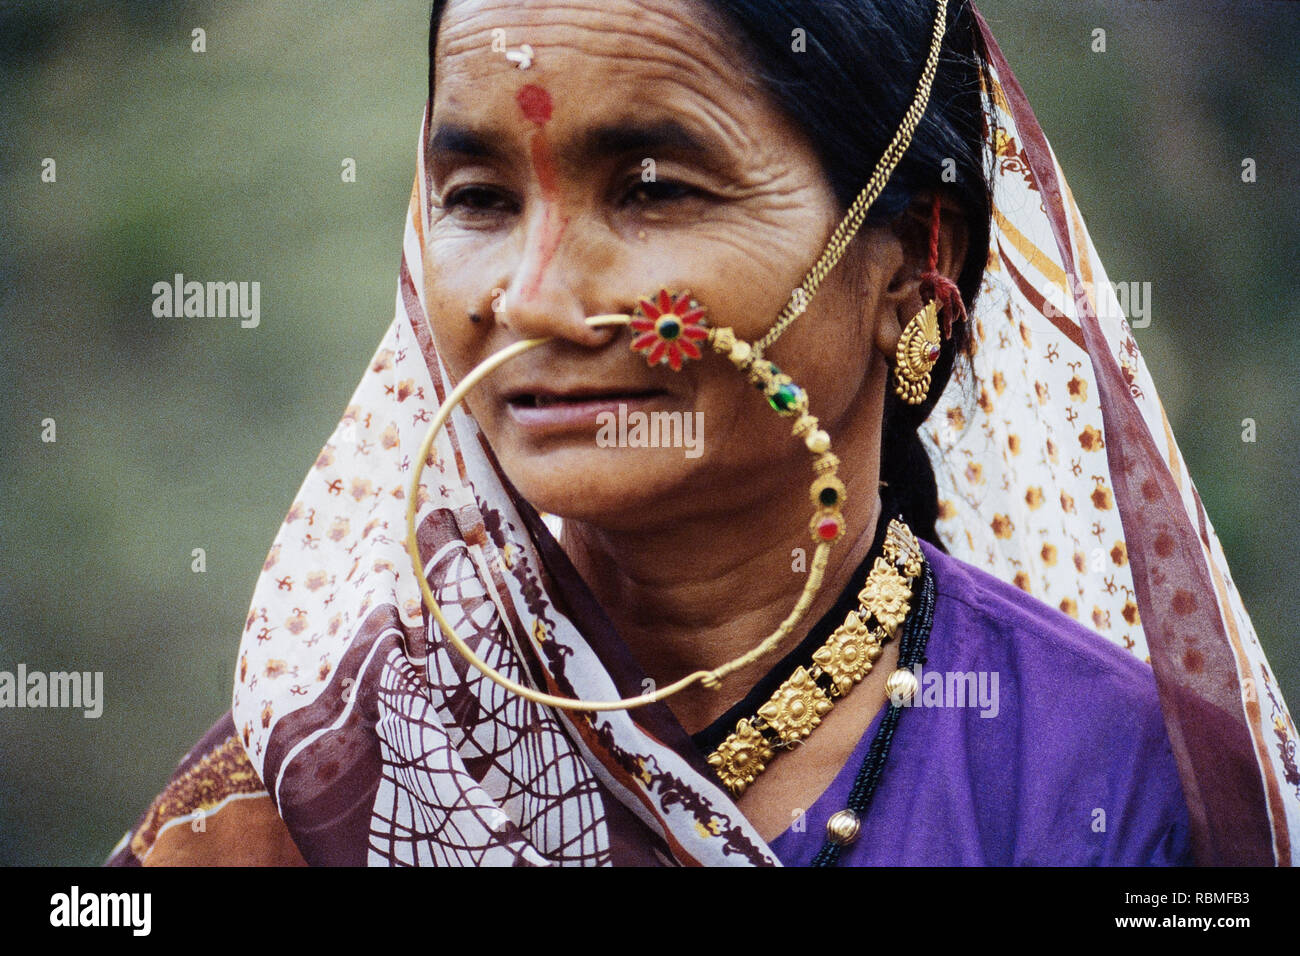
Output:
top-left (1, 1), bottom-right (1296, 865)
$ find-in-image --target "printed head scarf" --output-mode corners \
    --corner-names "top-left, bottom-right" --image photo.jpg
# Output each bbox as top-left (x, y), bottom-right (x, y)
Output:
top-left (229, 5), bottom-right (1299, 866)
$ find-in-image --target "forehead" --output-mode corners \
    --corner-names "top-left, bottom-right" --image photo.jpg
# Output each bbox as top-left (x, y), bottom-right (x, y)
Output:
top-left (433, 0), bottom-right (763, 129)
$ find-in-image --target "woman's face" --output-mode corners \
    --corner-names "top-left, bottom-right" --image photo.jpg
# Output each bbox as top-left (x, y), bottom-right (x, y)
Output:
top-left (424, 0), bottom-right (897, 529)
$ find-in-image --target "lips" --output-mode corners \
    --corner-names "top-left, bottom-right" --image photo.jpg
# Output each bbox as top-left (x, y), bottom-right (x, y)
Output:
top-left (504, 386), bottom-right (671, 432)
top-left (508, 388), bottom-right (666, 408)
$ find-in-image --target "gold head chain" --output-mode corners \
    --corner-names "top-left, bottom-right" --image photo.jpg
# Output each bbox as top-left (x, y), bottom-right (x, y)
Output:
top-left (405, 0), bottom-right (950, 712)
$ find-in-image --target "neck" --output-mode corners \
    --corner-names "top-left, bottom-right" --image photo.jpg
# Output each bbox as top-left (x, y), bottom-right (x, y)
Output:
top-left (559, 398), bottom-right (886, 734)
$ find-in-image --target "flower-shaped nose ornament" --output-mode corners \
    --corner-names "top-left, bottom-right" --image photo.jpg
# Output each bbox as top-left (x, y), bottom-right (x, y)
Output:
top-left (630, 289), bottom-right (709, 371)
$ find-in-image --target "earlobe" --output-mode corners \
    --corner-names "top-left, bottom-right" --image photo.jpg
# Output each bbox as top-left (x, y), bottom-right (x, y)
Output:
top-left (872, 301), bottom-right (909, 362)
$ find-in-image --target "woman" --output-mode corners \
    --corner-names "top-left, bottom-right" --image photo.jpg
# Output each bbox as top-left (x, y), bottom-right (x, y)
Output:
top-left (108, 0), bottom-right (1298, 866)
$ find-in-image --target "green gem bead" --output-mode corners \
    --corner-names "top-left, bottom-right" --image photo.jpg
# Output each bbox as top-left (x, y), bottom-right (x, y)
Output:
top-left (656, 317), bottom-right (681, 340)
top-left (768, 383), bottom-right (803, 414)
top-left (818, 486), bottom-right (840, 507)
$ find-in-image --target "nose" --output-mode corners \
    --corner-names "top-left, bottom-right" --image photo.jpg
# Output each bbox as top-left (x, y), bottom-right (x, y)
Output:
top-left (496, 209), bottom-right (623, 349)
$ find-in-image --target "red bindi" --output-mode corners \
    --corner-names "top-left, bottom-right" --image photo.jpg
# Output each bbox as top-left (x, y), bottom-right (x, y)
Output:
top-left (516, 84), bottom-right (553, 124)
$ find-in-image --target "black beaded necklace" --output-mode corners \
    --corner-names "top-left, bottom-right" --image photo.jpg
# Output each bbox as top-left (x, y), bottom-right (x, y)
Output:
top-left (688, 488), bottom-right (939, 865)
top-left (810, 557), bottom-right (936, 866)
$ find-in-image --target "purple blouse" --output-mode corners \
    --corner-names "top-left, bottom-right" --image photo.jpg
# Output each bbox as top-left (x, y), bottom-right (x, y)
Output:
top-left (768, 540), bottom-right (1193, 866)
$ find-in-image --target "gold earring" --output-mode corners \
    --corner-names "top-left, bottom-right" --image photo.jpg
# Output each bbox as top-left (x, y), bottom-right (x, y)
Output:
top-left (893, 299), bottom-right (942, 405)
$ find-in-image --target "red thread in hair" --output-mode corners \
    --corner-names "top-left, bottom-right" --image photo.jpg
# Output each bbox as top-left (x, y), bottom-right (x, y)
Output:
top-left (919, 193), bottom-right (967, 339)
top-left (927, 192), bottom-right (942, 274)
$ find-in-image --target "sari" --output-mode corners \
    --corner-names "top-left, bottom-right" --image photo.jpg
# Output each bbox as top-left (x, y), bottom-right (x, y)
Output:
top-left (108, 7), bottom-right (1298, 867)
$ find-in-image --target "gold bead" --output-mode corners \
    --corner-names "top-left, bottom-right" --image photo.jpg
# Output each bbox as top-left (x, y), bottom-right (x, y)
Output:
top-left (885, 668), bottom-right (919, 706)
top-left (792, 414), bottom-right (818, 439)
top-left (812, 452), bottom-right (840, 475)
top-left (825, 809), bottom-right (861, 846)
top-left (806, 429), bottom-right (831, 454)
top-left (729, 340), bottom-right (752, 367)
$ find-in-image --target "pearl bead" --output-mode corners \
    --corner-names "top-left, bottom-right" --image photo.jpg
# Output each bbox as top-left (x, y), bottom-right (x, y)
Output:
top-left (806, 430), bottom-right (831, 454)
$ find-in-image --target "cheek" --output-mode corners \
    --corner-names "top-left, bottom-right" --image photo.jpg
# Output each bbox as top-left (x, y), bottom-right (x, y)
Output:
top-left (421, 236), bottom-right (497, 380)
top-left (721, 270), bottom-right (881, 445)
top-left (678, 207), bottom-right (840, 346)
top-left (798, 300), bottom-right (882, 429)
top-left (812, 326), bottom-right (876, 425)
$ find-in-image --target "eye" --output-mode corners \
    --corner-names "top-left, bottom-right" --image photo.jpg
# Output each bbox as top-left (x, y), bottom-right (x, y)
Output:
top-left (443, 185), bottom-right (517, 214)
top-left (622, 178), bottom-right (699, 206)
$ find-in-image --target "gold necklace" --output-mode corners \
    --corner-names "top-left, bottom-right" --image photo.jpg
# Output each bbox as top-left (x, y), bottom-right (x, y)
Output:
top-left (707, 518), bottom-right (925, 797)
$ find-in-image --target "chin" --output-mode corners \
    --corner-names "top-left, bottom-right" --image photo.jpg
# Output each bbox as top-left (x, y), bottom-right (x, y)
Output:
top-left (499, 442), bottom-right (707, 531)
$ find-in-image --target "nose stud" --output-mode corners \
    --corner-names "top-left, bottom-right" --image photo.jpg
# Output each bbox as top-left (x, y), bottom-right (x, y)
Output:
top-left (628, 289), bottom-right (709, 371)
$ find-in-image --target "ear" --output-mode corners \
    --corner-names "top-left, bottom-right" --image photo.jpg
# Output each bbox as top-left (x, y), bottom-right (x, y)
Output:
top-left (872, 192), bottom-right (969, 359)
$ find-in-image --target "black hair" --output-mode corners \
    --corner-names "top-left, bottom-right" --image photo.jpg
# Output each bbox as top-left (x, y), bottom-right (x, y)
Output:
top-left (427, 0), bottom-right (992, 548)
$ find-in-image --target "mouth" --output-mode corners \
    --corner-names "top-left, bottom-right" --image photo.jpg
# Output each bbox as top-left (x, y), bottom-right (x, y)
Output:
top-left (507, 387), bottom-right (667, 409)
top-left (504, 387), bottom-right (672, 431)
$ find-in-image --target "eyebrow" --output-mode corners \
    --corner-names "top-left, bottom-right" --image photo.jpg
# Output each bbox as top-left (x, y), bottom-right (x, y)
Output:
top-left (577, 119), bottom-right (715, 163)
top-left (427, 123), bottom-right (503, 163)
top-left (426, 118), bottom-right (722, 170)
